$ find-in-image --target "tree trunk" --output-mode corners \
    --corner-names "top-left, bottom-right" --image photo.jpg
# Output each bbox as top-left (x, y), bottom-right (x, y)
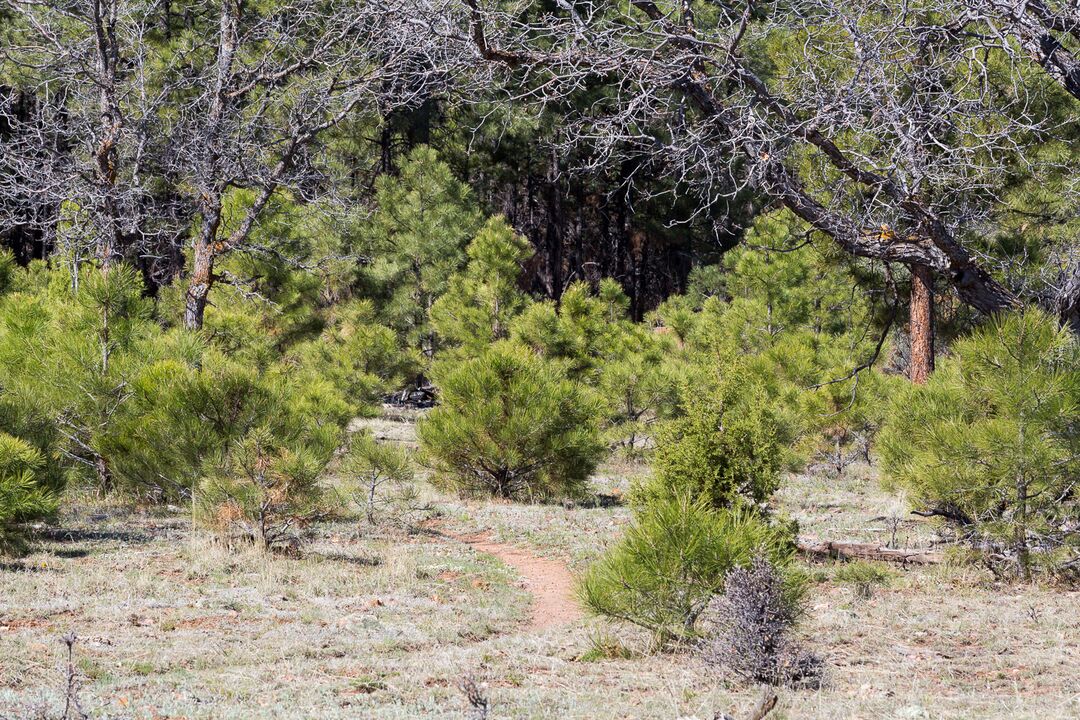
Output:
top-left (95, 454), bottom-right (112, 493)
top-left (909, 264), bottom-right (935, 384)
top-left (184, 235), bottom-right (215, 330)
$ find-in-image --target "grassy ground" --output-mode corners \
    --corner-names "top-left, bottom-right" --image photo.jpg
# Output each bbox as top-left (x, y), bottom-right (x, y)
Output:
top-left (1, 416), bottom-right (1077, 719)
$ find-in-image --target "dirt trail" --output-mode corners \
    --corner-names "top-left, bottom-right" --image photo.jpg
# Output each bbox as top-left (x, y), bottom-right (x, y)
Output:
top-left (453, 531), bottom-right (583, 631)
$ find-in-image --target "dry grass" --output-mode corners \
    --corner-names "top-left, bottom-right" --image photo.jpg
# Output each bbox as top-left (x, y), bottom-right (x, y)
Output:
top-left (1, 417), bottom-right (1078, 718)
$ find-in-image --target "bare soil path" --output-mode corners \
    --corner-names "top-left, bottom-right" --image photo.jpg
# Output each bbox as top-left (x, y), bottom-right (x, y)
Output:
top-left (451, 530), bottom-right (583, 631)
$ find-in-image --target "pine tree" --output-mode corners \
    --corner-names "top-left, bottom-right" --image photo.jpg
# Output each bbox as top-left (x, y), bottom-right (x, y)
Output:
top-left (417, 341), bottom-right (605, 500)
top-left (361, 147), bottom-right (483, 361)
top-left (578, 496), bottom-right (796, 647)
top-left (343, 432), bottom-right (419, 526)
top-left (0, 264), bottom-right (153, 491)
top-left (430, 217), bottom-right (533, 354)
top-left (196, 426), bottom-right (336, 550)
top-left (0, 432), bottom-right (57, 554)
top-left (880, 310), bottom-right (1080, 578)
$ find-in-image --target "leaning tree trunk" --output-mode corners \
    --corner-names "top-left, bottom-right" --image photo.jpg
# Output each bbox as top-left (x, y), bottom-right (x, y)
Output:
top-left (909, 264), bottom-right (935, 384)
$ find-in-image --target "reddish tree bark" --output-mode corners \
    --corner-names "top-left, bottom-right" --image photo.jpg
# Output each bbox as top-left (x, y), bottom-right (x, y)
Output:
top-left (909, 264), bottom-right (935, 384)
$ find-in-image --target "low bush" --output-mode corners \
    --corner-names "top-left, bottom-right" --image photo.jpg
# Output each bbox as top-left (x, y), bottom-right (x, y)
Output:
top-left (344, 432), bottom-right (422, 527)
top-left (577, 495), bottom-right (795, 648)
top-left (879, 309), bottom-right (1079, 579)
top-left (832, 560), bottom-right (894, 598)
top-left (418, 342), bottom-right (605, 500)
top-left (699, 555), bottom-right (823, 688)
top-left (636, 361), bottom-right (802, 510)
top-left (0, 433), bottom-right (58, 554)
top-left (196, 426), bottom-right (338, 551)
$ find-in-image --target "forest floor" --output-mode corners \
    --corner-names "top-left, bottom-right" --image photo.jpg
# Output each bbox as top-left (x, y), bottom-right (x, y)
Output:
top-left (1, 413), bottom-right (1078, 719)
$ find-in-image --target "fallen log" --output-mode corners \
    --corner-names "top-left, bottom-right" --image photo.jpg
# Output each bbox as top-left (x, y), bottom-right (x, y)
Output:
top-left (797, 537), bottom-right (942, 565)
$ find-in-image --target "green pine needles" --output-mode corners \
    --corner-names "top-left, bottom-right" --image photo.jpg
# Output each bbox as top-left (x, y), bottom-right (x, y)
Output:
top-left (417, 342), bottom-right (605, 500)
top-left (0, 433), bottom-right (57, 554)
top-left (880, 310), bottom-right (1080, 579)
top-left (578, 496), bottom-right (798, 648)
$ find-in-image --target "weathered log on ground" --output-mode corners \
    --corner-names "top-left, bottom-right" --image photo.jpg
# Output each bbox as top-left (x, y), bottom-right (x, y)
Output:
top-left (797, 537), bottom-right (943, 565)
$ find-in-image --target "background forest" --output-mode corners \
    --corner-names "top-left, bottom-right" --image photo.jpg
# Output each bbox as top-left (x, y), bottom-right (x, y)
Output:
top-left (0, 0), bottom-right (1079, 717)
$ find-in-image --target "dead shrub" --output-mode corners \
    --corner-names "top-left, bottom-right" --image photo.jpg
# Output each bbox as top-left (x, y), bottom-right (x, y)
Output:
top-left (700, 555), bottom-right (823, 689)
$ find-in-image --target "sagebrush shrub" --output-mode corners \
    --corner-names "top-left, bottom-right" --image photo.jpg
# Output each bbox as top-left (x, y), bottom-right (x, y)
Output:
top-left (699, 555), bottom-right (822, 688)
top-left (879, 310), bottom-right (1079, 579)
top-left (418, 341), bottom-right (605, 500)
top-left (577, 496), bottom-right (794, 647)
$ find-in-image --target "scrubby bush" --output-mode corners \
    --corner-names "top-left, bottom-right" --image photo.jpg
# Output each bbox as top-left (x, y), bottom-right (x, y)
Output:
top-left (578, 495), bottom-right (795, 647)
top-left (699, 555), bottom-right (822, 688)
top-left (344, 432), bottom-right (421, 526)
top-left (637, 360), bottom-right (804, 510)
top-left (880, 310), bottom-right (1079, 579)
top-left (196, 426), bottom-right (338, 550)
top-left (418, 342), bottom-right (605, 500)
top-left (0, 433), bottom-right (58, 554)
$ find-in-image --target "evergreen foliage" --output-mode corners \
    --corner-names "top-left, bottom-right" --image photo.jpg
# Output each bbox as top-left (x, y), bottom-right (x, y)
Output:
top-left (0, 254), bottom-right (387, 506)
top-left (0, 432), bottom-right (57, 554)
top-left (880, 310), bottom-right (1080, 578)
top-left (430, 217), bottom-right (533, 354)
top-left (0, 264), bottom-right (154, 491)
top-left (196, 426), bottom-right (337, 550)
top-left (361, 147), bottom-right (483, 360)
top-left (289, 299), bottom-right (414, 413)
top-left (417, 341), bottom-right (605, 500)
top-left (510, 279), bottom-right (629, 381)
top-left (638, 359), bottom-right (804, 510)
top-left (343, 432), bottom-right (420, 526)
top-left (578, 496), bottom-right (796, 647)
top-left (594, 321), bottom-right (681, 452)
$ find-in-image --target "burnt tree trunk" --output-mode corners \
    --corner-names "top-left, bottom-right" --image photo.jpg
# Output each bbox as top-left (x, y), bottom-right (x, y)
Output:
top-left (909, 264), bottom-right (935, 384)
